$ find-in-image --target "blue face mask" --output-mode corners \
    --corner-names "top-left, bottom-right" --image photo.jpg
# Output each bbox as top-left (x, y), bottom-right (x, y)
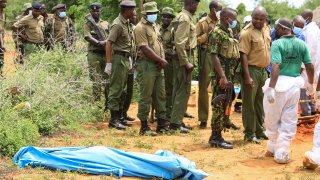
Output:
top-left (293, 26), bottom-right (303, 35)
top-left (146, 14), bottom-right (157, 23)
top-left (58, 11), bottom-right (67, 18)
top-left (230, 20), bottom-right (237, 29)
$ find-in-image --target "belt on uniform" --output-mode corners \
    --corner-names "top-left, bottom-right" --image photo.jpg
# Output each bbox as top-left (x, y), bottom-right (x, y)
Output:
top-left (114, 51), bottom-right (130, 58)
top-left (90, 50), bottom-right (105, 54)
top-left (249, 65), bottom-right (266, 70)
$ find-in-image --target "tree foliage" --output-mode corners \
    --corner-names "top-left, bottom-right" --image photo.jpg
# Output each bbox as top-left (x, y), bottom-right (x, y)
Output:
top-left (260, 0), bottom-right (301, 23)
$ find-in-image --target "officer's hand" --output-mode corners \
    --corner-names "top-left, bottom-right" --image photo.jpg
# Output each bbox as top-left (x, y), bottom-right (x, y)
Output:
top-left (219, 76), bottom-right (228, 89)
top-left (156, 58), bottom-right (168, 69)
top-left (265, 87), bottom-right (276, 104)
top-left (104, 63), bottom-right (112, 75)
top-left (19, 34), bottom-right (27, 41)
top-left (306, 82), bottom-right (314, 95)
top-left (245, 77), bottom-right (254, 89)
top-left (185, 63), bottom-right (194, 72)
top-left (160, 58), bottom-right (168, 68)
top-left (98, 41), bottom-right (106, 47)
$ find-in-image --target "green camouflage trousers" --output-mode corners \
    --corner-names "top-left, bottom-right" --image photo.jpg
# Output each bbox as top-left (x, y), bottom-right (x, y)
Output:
top-left (87, 51), bottom-right (109, 102)
top-left (211, 58), bottom-right (238, 131)
top-left (108, 54), bottom-right (129, 111)
top-left (136, 59), bottom-right (166, 121)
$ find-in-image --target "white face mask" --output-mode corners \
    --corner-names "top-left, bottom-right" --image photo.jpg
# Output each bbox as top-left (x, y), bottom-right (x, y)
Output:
top-left (28, 10), bottom-right (32, 16)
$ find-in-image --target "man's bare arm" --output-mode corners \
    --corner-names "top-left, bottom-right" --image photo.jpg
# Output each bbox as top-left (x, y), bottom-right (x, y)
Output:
top-left (269, 63), bottom-right (280, 88)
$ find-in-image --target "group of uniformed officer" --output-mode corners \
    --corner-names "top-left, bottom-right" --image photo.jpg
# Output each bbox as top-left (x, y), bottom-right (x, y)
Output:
top-left (3, 0), bottom-right (247, 149)
top-left (11, 2), bottom-right (75, 64)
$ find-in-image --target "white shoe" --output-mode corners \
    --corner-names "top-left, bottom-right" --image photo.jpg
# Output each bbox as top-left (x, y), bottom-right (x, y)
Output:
top-left (274, 153), bottom-right (290, 164)
top-left (303, 151), bottom-right (320, 170)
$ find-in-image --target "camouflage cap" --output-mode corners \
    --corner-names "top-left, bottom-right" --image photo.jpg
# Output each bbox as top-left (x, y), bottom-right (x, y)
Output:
top-left (141, 1), bottom-right (158, 15)
top-left (32, 2), bottom-right (42, 10)
top-left (161, 7), bottom-right (175, 17)
top-left (119, 0), bottom-right (136, 8)
top-left (52, 4), bottom-right (66, 11)
top-left (23, 3), bottom-right (32, 11)
top-left (89, 2), bottom-right (101, 10)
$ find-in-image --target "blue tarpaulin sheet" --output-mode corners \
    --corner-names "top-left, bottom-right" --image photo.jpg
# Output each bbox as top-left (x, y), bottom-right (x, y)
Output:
top-left (13, 146), bottom-right (208, 179)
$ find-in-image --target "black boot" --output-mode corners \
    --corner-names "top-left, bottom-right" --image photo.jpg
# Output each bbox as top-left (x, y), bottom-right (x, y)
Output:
top-left (226, 122), bottom-right (240, 130)
top-left (119, 112), bottom-right (132, 127)
top-left (199, 122), bottom-right (207, 129)
top-left (169, 123), bottom-right (189, 134)
top-left (209, 129), bottom-right (233, 149)
top-left (123, 112), bottom-right (135, 121)
top-left (139, 120), bottom-right (157, 136)
top-left (108, 111), bottom-right (126, 130)
top-left (181, 122), bottom-right (193, 130)
top-left (156, 118), bottom-right (170, 133)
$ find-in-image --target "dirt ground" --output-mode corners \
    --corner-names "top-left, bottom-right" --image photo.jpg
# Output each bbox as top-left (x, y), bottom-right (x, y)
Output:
top-left (0, 34), bottom-right (319, 180)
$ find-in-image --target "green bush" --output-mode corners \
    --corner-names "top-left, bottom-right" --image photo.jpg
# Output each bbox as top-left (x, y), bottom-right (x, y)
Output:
top-left (0, 107), bottom-right (39, 156)
top-left (0, 45), bottom-right (102, 155)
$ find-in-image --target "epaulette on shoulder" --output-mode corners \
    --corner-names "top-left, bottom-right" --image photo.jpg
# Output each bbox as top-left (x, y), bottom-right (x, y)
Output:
top-left (243, 23), bottom-right (252, 30)
top-left (198, 17), bottom-right (206, 23)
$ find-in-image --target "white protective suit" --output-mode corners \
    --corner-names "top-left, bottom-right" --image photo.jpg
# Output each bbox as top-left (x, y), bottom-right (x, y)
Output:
top-left (303, 22), bottom-right (320, 84)
top-left (304, 120), bottom-right (320, 168)
top-left (263, 76), bottom-right (305, 163)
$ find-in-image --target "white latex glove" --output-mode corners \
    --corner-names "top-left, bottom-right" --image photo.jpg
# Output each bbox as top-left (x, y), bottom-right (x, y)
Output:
top-left (129, 57), bottom-right (133, 70)
top-left (104, 63), bottom-right (112, 75)
top-left (306, 82), bottom-right (314, 96)
top-left (265, 87), bottom-right (276, 104)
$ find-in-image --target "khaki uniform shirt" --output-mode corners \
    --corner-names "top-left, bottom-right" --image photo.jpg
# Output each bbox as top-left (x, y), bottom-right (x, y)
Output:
top-left (173, 9), bottom-right (197, 66)
top-left (196, 15), bottom-right (217, 48)
top-left (107, 14), bottom-right (132, 53)
top-left (13, 15), bottom-right (44, 43)
top-left (239, 22), bottom-right (271, 68)
top-left (160, 24), bottom-right (175, 58)
top-left (84, 18), bottom-right (109, 51)
top-left (134, 17), bottom-right (164, 59)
